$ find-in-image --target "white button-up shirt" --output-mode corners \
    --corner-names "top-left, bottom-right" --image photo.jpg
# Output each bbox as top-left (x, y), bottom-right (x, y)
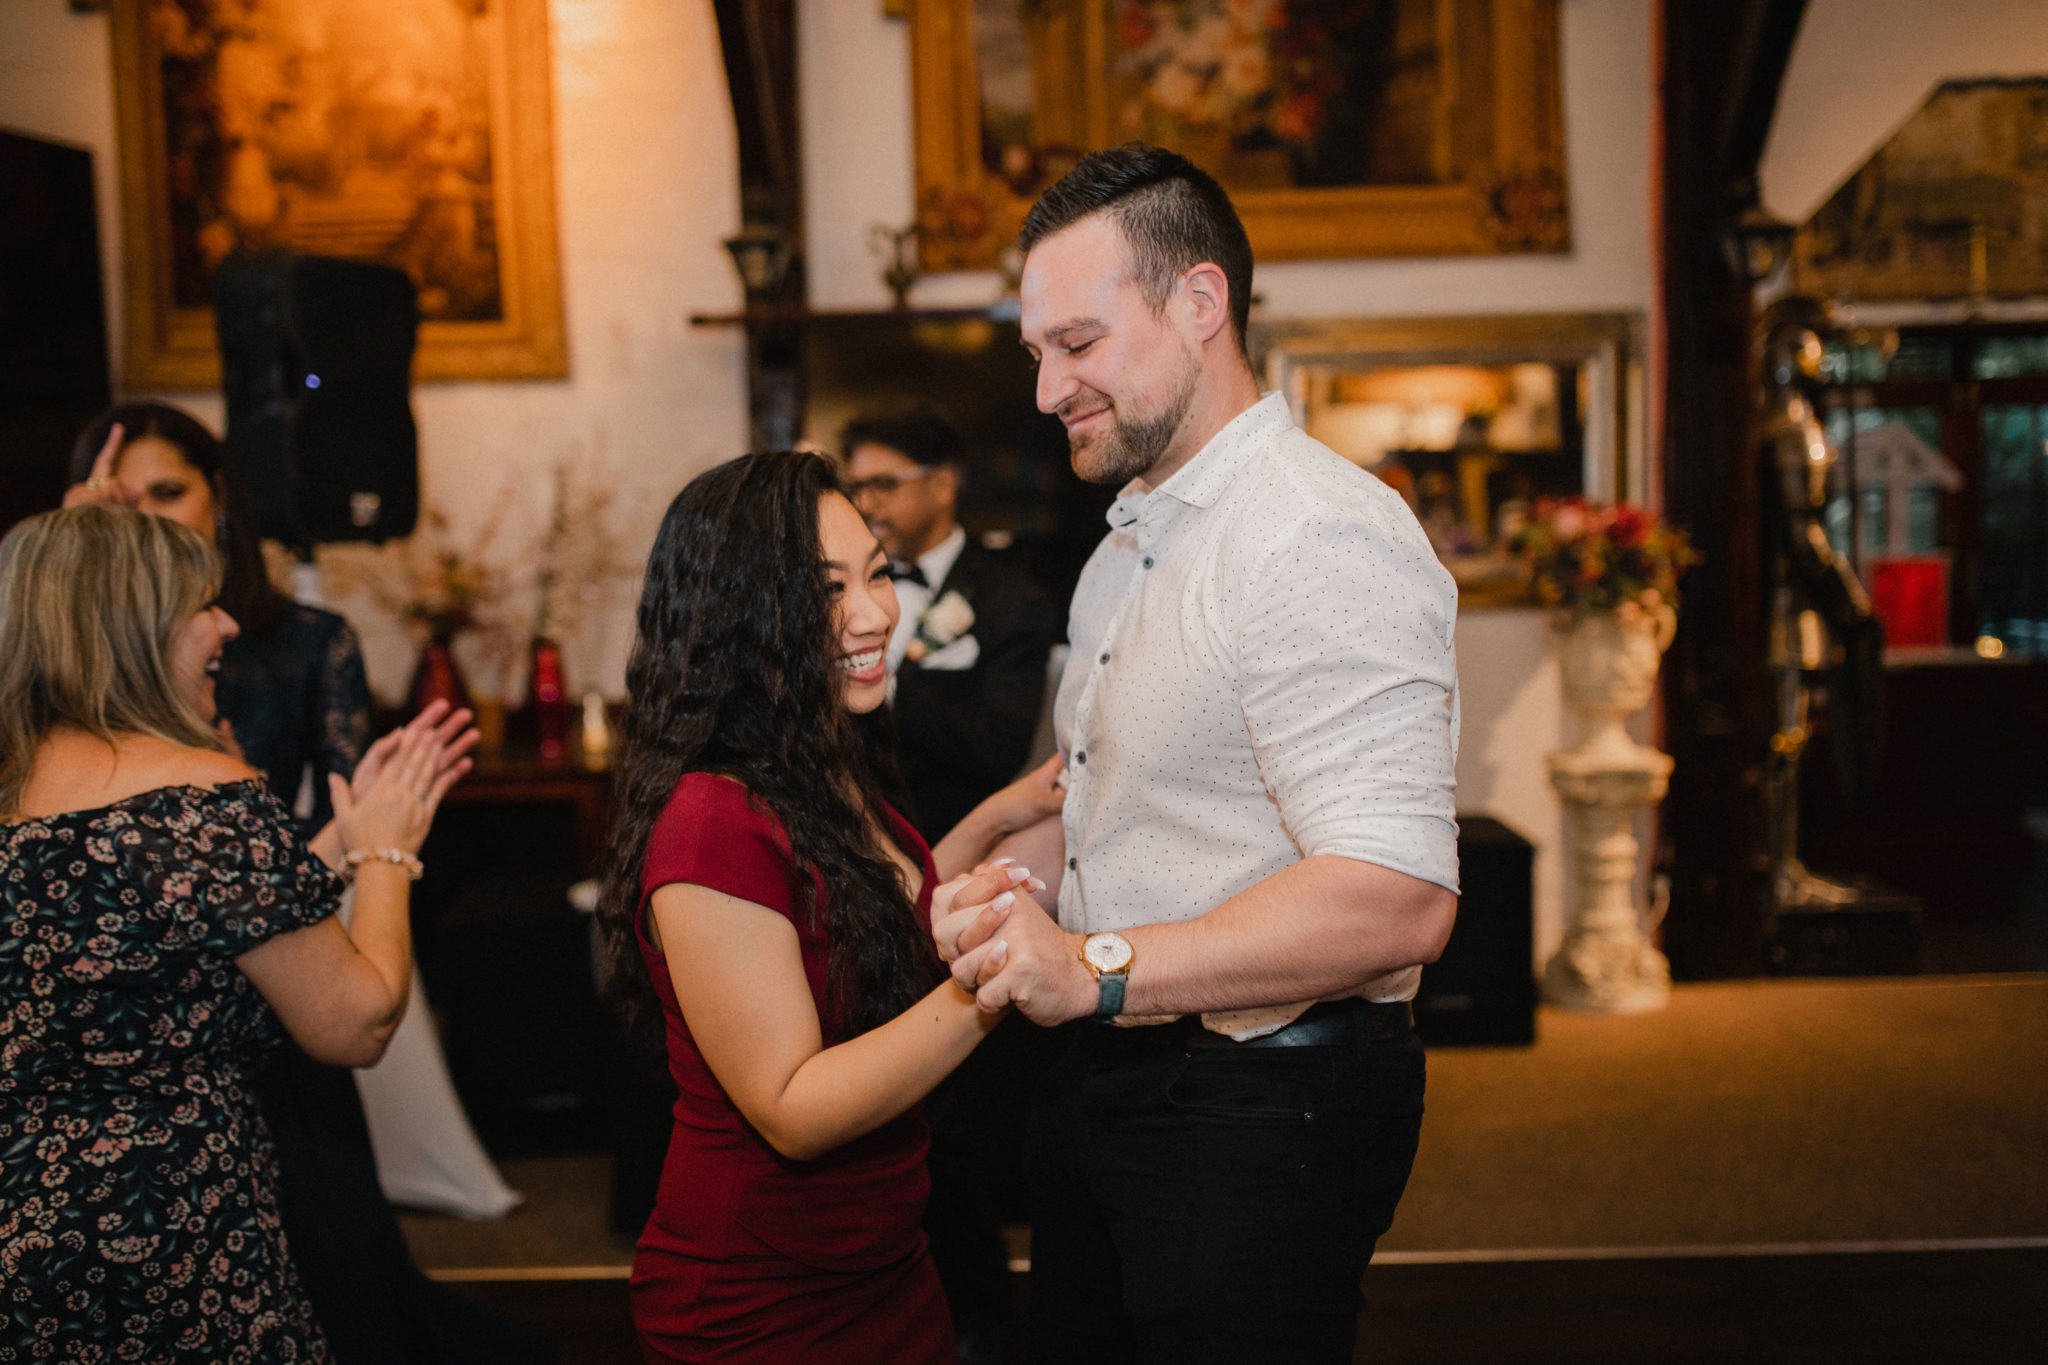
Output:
top-left (1053, 392), bottom-right (1460, 1038)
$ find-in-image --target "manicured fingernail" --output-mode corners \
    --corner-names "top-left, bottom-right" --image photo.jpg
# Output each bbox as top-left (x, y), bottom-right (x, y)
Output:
top-left (1025, 878), bottom-right (1046, 893)
top-left (991, 941), bottom-right (1008, 964)
top-left (992, 892), bottom-right (1014, 911)
top-left (990, 858), bottom-right (1016, 868)
top-left (1006, 867), bottom-right (1030, 884)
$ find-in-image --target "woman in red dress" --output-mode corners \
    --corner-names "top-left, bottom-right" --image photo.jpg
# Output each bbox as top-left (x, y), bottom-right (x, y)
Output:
top-left (596, 451), bottom-right (1063, 1363)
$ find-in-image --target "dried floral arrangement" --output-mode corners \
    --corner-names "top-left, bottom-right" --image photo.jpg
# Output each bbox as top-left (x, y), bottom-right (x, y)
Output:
top-left (532, 458), bottom-right (644, 641)
top-left (311, 458), bottom-right (642, 703)
top-left (1508, 497), bottom-right (1698, 618)
top-left (315, 490), bottom-right (526, 700)
top-left (318, 508), bottom-right (511, 642)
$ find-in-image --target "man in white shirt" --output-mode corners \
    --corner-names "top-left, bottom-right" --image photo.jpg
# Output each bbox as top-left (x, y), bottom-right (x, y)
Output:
top-left (939, 144), bottom-right (1461, 1364)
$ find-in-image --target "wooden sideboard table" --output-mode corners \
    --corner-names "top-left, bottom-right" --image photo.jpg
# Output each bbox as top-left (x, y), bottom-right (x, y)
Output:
top-left (437, 735), bottom-right (615, 877)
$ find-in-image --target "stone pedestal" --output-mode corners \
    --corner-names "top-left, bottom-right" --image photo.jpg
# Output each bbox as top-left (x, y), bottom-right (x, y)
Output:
top-left (1542, 608), bottom-right (1677, 1014)
top-left (1543, 749), bottom-right (1673, 1012)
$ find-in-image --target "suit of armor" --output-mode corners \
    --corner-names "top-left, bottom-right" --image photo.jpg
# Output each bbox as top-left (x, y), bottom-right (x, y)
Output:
top-left (1755, 298), bottom-right (1886, 919)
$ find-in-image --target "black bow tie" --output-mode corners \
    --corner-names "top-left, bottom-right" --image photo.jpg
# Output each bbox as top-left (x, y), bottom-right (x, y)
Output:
top-left (889, 562), bottom-right (929, 587)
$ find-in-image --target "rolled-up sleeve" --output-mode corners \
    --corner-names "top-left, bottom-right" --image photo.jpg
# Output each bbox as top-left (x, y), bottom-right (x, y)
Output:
top-left (1238, 506), bottom-right (1460, 893)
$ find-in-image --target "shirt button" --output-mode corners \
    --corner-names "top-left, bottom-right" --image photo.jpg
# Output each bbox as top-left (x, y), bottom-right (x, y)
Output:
top-left (1067, 856), bottom-right (1078, 870)
top-left (1074, 750), bottom-right (1087, 765)
top-left (1099, 652), bottom-right (1111, 664)
top-left (1141, 555), bottom-right (1155, 569)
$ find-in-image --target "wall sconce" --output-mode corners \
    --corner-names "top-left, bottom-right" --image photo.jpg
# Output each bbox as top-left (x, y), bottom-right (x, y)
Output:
top-left (722, 228), bottom-right (792, 302)
top-left (1725, 197), bottom-right (1797, 287)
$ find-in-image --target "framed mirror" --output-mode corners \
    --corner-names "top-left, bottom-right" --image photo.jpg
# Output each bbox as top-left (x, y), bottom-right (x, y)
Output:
top-left (1254, 313), bottom-right (1647, 606)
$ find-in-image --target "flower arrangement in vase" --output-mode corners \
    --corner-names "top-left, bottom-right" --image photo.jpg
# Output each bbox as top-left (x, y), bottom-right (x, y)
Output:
top-left (1509, 498), bottom-right (1697, 1013)
top-left (524, 458), bottom-right (643, 756)
top-left (1510, 496), bottom-right (1696, 617)
top-left (317, 506), bottom-right (519, 721)
top-left (1511, 498), bottom-right (1697, 758)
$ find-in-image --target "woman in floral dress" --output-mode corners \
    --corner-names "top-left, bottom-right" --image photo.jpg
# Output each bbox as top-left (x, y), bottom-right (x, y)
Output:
top-left (0, 506), bottom-right (468, 1362)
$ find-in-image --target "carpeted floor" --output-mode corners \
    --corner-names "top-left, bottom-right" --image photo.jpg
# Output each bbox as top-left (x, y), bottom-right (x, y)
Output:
top-left (1382, 973), bottom-right (2048, 1254)
top-left (402, 974), bottom-right (2048, 1277)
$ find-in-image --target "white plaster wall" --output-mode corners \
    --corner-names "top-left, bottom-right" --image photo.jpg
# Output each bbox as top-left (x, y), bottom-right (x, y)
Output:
top-left (1761, 0), bottom-right (2048, 225)
top-left (0, 0), bottom-right (1666, 967)
top-left (799, 0), bottom-right (1659, 966)
top-left (0, 0), bottom-right (748, 701)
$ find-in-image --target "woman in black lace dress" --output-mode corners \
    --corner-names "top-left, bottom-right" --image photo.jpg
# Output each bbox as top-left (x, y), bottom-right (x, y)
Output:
top-left (0, 505), bottom-right (467, 1362)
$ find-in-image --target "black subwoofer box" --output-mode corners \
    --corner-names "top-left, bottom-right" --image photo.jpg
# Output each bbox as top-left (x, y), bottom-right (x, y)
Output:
top-left (1416, 815), bottom-right (1537, 1046)
top-left (215, 250), bottom-right (419, 544)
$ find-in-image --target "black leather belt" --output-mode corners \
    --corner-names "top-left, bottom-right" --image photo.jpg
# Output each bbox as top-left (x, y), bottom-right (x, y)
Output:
top-left (1092, 998), bottom-right (1413, 1049)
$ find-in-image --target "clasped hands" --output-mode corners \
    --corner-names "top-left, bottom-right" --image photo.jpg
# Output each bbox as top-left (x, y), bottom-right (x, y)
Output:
top-left (928, 859), bottom-right (1095, 1027)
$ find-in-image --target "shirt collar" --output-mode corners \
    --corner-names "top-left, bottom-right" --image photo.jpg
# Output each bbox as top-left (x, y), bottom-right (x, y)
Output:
top-left (913, 524), bottom-right (967, 588)
top-left (1103, 392), bottom-right (1292, 530)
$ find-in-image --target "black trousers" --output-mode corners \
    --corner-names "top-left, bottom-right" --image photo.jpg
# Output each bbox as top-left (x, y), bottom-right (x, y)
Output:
top-left (1024, 1014), bottom-right (1426, 1365)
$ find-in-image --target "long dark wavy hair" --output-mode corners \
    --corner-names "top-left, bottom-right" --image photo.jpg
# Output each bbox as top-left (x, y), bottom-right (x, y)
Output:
top-left (596, 451), bottom-right (940, 1046)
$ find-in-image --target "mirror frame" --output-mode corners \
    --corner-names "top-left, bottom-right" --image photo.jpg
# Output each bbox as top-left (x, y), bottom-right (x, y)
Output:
top-left (1253, 312), bottom-right (1649, 607)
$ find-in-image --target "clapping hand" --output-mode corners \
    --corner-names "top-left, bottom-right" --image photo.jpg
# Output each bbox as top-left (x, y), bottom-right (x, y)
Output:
top-left (327, 701), bottom-right (479, 858)
top-left (349, 700), bottom-right (479, 804)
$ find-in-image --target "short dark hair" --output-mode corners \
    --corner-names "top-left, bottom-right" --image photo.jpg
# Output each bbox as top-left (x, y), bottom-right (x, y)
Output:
top-left (841, 405), bottom-right (965, 470)
top-left (1019, 142), bottom-right (1254, 355)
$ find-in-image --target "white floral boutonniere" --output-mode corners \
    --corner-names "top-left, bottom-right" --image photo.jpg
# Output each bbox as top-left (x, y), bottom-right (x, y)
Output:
top-left (906, 589), bottom-right (975, 663)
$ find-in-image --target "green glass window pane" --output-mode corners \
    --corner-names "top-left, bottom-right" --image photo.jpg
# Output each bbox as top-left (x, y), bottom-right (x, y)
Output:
top-left (1972, 336), bottom-right (2048, 380)
top-left (1906, 487), bottom-right (1942, 554)
top-left (1823, 494), bottom-right (1851, 556)
top-left (1885, 335), bottom-right (1953, 382)
top-left (1977, 404), bottom-right (2048, 656)
top-left (1821, 335), bottom-right (1951, 383)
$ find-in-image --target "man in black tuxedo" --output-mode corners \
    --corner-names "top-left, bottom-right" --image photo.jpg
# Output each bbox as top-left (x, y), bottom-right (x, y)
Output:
top-left (844, 407), bottom-right (1061, 843)
top-left (845, 407), bottom-right (1060, 1361)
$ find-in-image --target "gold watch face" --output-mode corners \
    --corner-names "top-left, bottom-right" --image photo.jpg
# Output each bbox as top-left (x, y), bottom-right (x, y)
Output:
top-left (1083, 932), bottom-right (1133, 975)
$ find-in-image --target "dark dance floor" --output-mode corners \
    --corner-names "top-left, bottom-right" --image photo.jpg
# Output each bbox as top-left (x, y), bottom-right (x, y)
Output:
top-left (404, 976), bottom-right (2048, 1361)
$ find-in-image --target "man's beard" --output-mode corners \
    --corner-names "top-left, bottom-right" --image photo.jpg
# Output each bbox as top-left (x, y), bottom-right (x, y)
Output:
top-left (1066, 357), bottom-right (1198, 486)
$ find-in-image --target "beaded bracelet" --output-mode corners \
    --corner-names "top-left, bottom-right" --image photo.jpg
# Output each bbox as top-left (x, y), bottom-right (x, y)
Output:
top-left (343, 846), bottom-right (425, 881)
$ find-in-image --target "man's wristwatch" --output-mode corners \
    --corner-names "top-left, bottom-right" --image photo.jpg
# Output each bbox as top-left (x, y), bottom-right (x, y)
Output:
top-left (1080, 932), bottom-right (1135, 1019)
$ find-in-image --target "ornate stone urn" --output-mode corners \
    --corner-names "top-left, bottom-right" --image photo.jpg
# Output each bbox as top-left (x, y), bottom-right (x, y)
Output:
top-left (1543, 605), bottom-right (1677, 1013)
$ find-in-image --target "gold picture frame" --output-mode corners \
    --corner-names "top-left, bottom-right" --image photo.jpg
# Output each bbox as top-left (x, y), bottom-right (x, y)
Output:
top-left (909, 0), bottom-right (1569, 270)
top-left (109, 0), bottom-right (566, 388)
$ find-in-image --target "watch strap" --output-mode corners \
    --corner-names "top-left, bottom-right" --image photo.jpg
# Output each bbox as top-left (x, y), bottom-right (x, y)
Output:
top-left (1093, 970), bottom-right (1127, 1019)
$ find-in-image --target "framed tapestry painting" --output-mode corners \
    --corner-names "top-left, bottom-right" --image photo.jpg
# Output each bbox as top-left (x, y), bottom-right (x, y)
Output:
top-left (909, 0), bottom-right (1569, 270)
top-left (109, 0), bottom-right (566, 388)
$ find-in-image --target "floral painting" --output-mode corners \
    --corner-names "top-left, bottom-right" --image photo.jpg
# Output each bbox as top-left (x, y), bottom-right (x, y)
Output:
top-left (1107, 0), bottom-right (1438, 187)
top-left (916, 0), bottom-right (1568, 266)
top-left (110, 0), bottom-right (565, 387)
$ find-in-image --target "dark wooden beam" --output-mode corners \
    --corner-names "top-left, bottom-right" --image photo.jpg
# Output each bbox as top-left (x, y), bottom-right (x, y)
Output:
top-left (710, 0), bottom-right (806, 451)
top-left (1657, 0), bottom-right (1809, 979)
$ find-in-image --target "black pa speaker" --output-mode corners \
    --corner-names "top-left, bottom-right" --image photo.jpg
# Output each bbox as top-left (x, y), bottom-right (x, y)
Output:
top-left (215, 251), bottom-right (419, 544)
top-left (0, 131), bottom-right (111, 534)
top-left (1415, 815), bottom-right (1538, 1046)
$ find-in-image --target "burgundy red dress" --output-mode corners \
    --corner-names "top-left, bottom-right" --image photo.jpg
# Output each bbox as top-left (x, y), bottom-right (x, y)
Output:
top-left (632, 772), bottom-right (956, 1364)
